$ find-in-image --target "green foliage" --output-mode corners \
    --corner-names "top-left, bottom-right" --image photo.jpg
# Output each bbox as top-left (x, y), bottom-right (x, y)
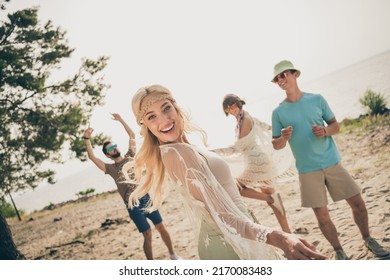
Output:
top-left (76, 188), bottom-right (95, 198)
top-left (359, 89), bottom-right (388, 115)
top-left (44, 202), bottom-right (55, 210)
top-left (0, 8), bottom-right (110, 200)
top-left (340, 114), bottom-right (389, 133)
top-left (339, 118), bottom-right (366, 132)
top-left (0, 199), bottom-right (25, 218)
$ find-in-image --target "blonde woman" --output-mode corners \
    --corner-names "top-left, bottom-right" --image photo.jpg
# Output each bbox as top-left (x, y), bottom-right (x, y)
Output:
top-left (212, 94), bottom-right (295, 233)
top-left (124, 84), bottom-right (326, 260)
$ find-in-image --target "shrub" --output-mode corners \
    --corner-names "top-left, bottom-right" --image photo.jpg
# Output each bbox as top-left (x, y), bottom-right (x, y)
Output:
top-left (0, 199), bottom-right (25, 218)
top-left (76, 188), bottom-right (95, 198)
top-left (359, 89), bottom-right (388, 115)
top-left (340, 115), bottom-right (386, 133)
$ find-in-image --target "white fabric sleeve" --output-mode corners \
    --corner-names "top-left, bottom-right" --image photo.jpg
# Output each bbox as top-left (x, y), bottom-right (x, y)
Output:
top-left (160, 143), bottom-right (281, 259)
top-left (211, 145), bottom-right (237, 156)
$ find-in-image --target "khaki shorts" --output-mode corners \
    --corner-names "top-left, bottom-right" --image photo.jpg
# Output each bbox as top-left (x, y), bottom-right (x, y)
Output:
top-left (299, 163), bottom-right (361, 208)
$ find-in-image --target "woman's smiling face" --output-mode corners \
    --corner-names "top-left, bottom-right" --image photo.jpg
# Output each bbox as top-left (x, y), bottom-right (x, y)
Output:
top-left (142, 97), bottom-right (182, 144)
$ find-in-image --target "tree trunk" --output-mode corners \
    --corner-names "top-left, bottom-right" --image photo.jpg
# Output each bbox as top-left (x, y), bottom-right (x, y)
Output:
top-left (7, 190), bottom-right (22, 221)
top-left (0, 211), bottom-right (25, 259)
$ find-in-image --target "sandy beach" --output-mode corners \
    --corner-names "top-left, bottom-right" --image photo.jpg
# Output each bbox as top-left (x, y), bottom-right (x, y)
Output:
top-left (8, 115), bottom-right (390, 260)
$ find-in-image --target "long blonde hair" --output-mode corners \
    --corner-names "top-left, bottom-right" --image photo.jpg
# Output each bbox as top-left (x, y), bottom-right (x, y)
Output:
top-left (125, 84), bottom-right (207, 211)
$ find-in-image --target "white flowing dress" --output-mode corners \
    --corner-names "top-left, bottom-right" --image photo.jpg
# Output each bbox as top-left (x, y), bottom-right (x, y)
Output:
top-left (213, 117), bottom-right (296, 187)
top-left (160, 142), bottom-right (283, 260)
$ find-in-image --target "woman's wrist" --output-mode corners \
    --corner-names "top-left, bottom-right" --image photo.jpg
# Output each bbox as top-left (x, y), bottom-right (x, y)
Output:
top-left (83, 136), bottom-right (90, 140)
top-left (266, 230), bottom-right (287, 248)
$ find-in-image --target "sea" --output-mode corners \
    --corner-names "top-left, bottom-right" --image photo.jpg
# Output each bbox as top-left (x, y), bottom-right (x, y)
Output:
top-left (11, 50), bottom-right (390, 213)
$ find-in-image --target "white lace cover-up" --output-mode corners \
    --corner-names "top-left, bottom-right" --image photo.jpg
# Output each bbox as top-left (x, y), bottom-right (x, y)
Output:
top-left (213, 118), bottom-right (296, 187)
top-left (160, 143), bottom-right (282, 260)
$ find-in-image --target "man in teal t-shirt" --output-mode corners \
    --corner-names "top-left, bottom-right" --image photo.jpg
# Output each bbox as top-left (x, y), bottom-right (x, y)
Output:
top-left (270, 60), bottom-right (389, 260)
top-left (272, 92), bottom-right (341, 173)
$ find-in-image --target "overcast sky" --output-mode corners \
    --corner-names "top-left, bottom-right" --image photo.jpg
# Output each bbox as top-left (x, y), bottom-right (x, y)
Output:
top-left (2, 0), bottom-right (390, 178)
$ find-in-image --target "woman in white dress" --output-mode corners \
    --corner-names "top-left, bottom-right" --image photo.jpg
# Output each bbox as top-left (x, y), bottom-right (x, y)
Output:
top-left (212, 94), bottom-right (295, 233)
top-left (124, 84), bottom-right (326, 260)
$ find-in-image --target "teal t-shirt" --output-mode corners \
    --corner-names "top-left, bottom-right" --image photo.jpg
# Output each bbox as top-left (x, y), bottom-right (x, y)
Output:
top-left (271, 92), bottom-right (341, 173)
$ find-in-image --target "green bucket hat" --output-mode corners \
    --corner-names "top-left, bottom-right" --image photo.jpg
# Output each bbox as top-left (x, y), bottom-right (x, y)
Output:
top-left (271, 60), bottom-right (301, 82)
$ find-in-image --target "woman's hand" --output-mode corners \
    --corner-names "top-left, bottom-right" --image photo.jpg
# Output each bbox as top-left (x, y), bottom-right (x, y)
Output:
top-left (281, 233), bottom-right (328, 260)
top-left (267, 231), bottom-right (328, 260)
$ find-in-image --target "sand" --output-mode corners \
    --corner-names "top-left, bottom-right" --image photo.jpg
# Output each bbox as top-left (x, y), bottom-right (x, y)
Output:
top-left (8, 116), bottom-right (390, 260)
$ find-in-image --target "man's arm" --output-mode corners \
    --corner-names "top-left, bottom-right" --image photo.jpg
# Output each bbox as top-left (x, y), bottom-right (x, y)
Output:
top-left (324, 117), bottom-right (340, 136)
top-left (84, 128), bottom-right (106, 172)
top-left (312, 117), bottom-right (340, 138)
top-left (111, 113), bottom-right (135, 139)
top-left (272, 126), bottom-right (293, 150)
